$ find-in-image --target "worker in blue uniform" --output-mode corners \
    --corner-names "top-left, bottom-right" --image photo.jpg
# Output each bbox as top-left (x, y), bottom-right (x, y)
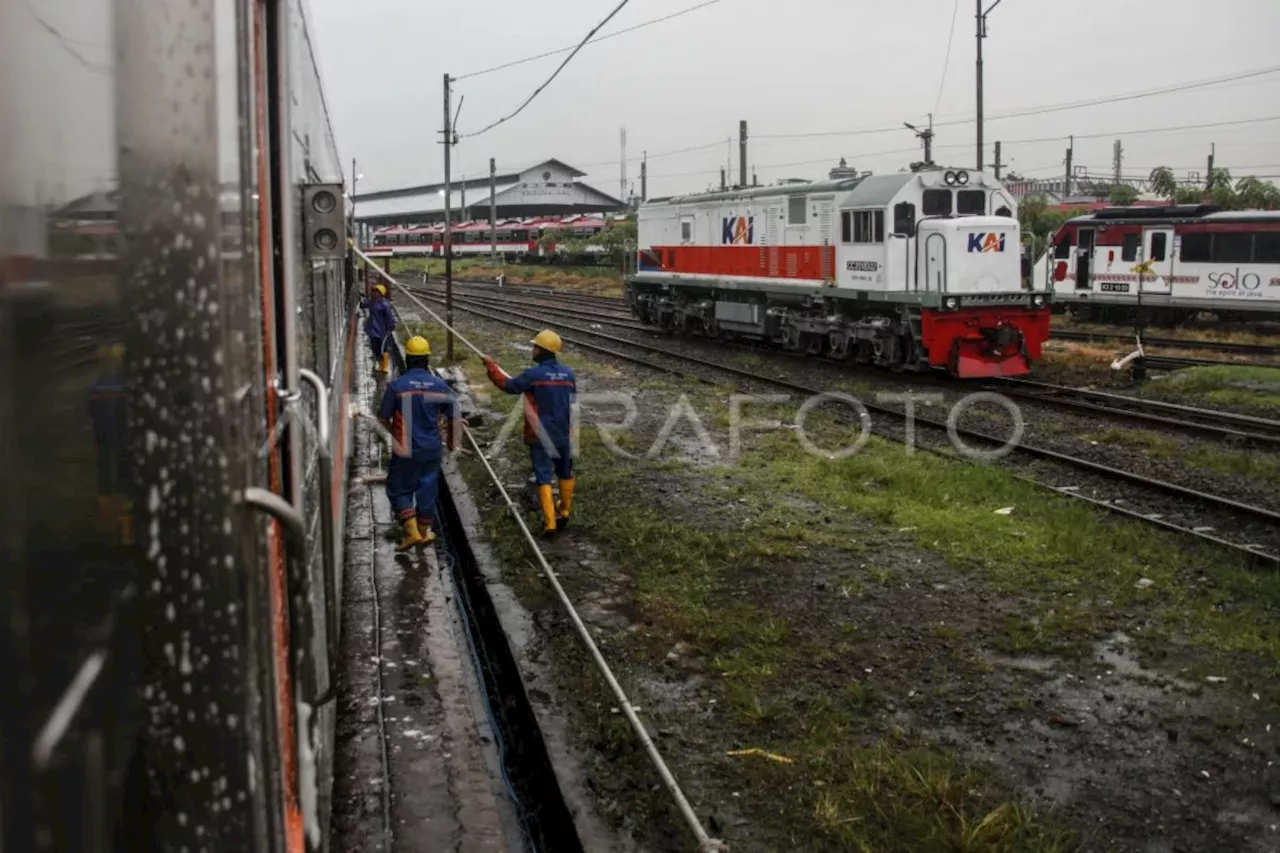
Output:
top-left (377, 335), bottom-right (459, 550)
top-left (361, 284), bottom-right (396, 373)
top-left (88, 342), bottom-right (131, 545)
top-left (482, 330), bottom-right (576, 538)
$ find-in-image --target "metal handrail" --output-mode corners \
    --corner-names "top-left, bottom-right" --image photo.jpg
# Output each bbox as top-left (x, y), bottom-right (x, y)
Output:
top-left (298, 368), bottom-right (339, 677)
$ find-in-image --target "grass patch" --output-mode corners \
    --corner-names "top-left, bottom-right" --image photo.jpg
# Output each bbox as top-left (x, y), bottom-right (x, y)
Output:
top-left (394, 256), bottom-right (623, 295)
top-left (447, 324), bottom-right (1280, 852)
top-left (1145, 365), bottom-right (1280, 414)
top-left (1082, 426), bottom-right (1280, 488)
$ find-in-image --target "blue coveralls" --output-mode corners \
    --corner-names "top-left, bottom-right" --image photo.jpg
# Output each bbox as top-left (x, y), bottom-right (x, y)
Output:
top-left (361, 296), bottom-right (396, 361)
top-left (377, 368), bottom-right (458, 527)
top-left (488, 358), bottom-right (577, 484)
top-left (87, 372), bottom-right (126, 495)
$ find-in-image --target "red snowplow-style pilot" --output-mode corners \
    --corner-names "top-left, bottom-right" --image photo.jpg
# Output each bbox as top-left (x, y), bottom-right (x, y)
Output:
top-left (482, 329), bottom-right (576, 538)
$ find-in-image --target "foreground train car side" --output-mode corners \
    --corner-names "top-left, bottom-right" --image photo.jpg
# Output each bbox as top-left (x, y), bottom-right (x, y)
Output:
top-left (627, 168), bottom-right (1050, 378)
top-left (2, 0), bottom-right (354, 851)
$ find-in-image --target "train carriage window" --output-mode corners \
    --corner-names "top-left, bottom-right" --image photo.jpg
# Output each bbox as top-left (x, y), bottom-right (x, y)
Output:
top-left (840, 211), bottom-right (853, 243)
top-left (1121, 232), bottom-right (1141, 262)
top-left (1150, 232), bottom-right (1167, 262)
top-left (1212, 232), bottom-right (1253, 263)
top-left (788, 196), bottom-right (806, 225)
top-left (922, 189), bottom-right (952, 216)
top-left (957, 190), bottom-right (986, 215)
top-left (1256, 232), bottom-right (1280, 263)
top-left (1180, 232), bottom-right (1210, 262)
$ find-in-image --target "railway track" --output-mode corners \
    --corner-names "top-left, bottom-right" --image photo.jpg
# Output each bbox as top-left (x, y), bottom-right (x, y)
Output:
top-left (402, 285), bottom-right (1280, 568)
top-left (1050, 328), bottom-right (1280, 357)
top-left (423, 286), bottom-right (1280, 448)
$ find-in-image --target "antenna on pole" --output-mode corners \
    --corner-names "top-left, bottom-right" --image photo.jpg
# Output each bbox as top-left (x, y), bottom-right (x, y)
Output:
top-left (904, 115), bottom-right (935, 165)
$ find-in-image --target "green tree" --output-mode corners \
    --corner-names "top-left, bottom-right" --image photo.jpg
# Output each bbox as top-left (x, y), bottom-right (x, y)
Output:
top-left (1235, 176), bottom-right (1280, 210)
top-left (1108, 184), bottom-right (1139, 206)
top-left (1173, 186), bottom-right (1204, 205)
top-left (1148, 166), bottom-right (1178, 201)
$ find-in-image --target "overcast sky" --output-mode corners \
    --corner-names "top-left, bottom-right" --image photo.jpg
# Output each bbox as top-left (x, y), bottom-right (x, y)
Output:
top-left (310, 0), bottom-right (1280, 199)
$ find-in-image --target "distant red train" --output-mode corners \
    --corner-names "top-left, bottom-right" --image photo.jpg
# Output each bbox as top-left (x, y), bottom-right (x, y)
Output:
top-left (365, 215), bottom-right (617, 263)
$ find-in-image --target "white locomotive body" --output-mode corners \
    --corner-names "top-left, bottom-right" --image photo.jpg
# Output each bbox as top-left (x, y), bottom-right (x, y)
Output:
top-left (627, 166), bottom-right (1050, 378)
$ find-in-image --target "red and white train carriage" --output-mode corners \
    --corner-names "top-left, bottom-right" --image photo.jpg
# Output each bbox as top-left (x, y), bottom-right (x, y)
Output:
top-left (1037, 205), bottom-right (1280, 322)
top-left (365, 214), bottom-right (613, 263)
top-left (627, 166), bottom-right (1050, 378)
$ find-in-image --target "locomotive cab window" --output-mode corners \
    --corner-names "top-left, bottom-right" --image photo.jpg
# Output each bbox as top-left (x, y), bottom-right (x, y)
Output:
top-left (957, 190), bottom-right (985, 215)
top-left (787, 195), bottom-right (806, 225)
top-left (1121, 233), bottom-right (1140, 262)
top-left (922, 189), bottom-right (952, 216)
top-left (893, 202), bottom-right (916, 236)
top-left (851, 210), bottom-right (885, 244)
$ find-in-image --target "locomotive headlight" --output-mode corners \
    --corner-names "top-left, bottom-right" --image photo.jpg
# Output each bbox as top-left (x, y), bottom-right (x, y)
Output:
top-left (945, 297), bottom-right (958, 309)
top-left (311, 189), bottom-right (337, 213)
top-left (944, 171), bottom-right (957, 186)
top-left (1033, 294), bottom-right (1045, 307)
top-left (314, 228), bottom-right (339, 252)
top-left (955, 171), bottom-right (970, 186)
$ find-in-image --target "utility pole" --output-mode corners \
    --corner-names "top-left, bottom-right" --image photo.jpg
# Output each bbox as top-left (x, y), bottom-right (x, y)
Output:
top-left (1112, 139), bottom-right (1123, 186)
top-left (752, 167), bottom-right (758, 187)
top-left (975, 0), bottom-right (1003, 172)
top-left (720, 167), bottom-right (727, 191)
top-left (1064, 135), bottom-right (1074, 200)
top-left (442, 73), bottom-right (455, 361)
top-left (993, 142), bottom-right (1003, 179)
top-left (640, 151), bottom-right (647, 202)
top-left (1206, 142), bottom-right (1215, 189)
top-left (490, 157), bottom-right (497, 265)
top-left (620, 127), bottom-right (627, 204)
top-left (351, 157), bottom-right (359, 247)
top-left (739, 120), bottom-right (748, 189)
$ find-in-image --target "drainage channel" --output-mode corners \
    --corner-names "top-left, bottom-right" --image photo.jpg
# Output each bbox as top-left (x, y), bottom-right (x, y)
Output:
top-left (435, 477), bottom-right (585, 853)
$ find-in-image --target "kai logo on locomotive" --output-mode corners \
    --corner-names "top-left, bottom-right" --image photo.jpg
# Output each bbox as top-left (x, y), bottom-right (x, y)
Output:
top-left (722, 216), bottom-right (754, 245)
top-left (967, 232), bottom-right (1008, 253)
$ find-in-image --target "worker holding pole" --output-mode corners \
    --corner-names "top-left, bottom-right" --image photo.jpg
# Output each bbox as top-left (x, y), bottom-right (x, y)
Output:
top-left (481, 330), bottom-right (576, 538)
top-left (361, 284), bottom-right (397, 374)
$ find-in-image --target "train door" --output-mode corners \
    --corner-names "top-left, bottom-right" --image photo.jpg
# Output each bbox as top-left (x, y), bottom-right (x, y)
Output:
top-left (1075, 227), bottom-right (1095, 289)
top-left (923, 233), bottom-right (947, 292)
top-left (1140, 227), bottom-right (1174, 295)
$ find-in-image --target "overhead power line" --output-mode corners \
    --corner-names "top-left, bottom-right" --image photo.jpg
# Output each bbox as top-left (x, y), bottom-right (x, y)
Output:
top-left (932, 0), bottom-right (960, 117)
top-left (755, 64), bottom-right (1280, 141)
top-left (460, 0), bottom-right (634, 139)
top-left (21, 0), bottom-right (109, 73)
top-left (457, 0), bottom-right (723, 81)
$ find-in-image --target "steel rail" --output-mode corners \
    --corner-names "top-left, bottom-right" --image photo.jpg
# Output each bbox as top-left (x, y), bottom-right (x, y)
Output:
top-left (417, 291), bottom-right (1280, 567)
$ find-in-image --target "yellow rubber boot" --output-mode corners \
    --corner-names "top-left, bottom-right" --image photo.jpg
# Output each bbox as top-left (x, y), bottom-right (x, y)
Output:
top-left (417, 518), bottom-right (437, 546)
top-left (557, 478), bottom-right (575, 528)
top-left (397, 517), bottom-right (425, 552)
top-left (378, 352), bottom-right (391, 374)
top-left (537, 485), bottom-right (558, 538)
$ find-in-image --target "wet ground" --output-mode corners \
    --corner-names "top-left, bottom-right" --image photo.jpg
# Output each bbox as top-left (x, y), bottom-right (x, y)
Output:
top-left (329, 356), bottom-right (517, 853)
top-left (425, 307), bottom-right (1280, 853)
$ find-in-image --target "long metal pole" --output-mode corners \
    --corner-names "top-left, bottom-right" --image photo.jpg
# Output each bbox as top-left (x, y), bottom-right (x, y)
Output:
top-left (739, 120), bottom-right (748, 188)
top-left (489, 157), bottom-right (497, 265)
top-left (975, 0), bottom-right (984, 171)
top-left (443, 73), bottom-right (454, 361)
top-left (351, 156), bottom-right (358, 246)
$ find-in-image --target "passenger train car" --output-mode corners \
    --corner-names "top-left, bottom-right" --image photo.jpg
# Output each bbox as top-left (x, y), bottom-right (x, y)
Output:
top-left (365, 215), bottom-right (614, 263)
top-left (2, 0), bottom-right (356, 851)
top-left (627, 167), bottom-right (1049, 378)
top-left (1038, 205), bottom-right (1280, 323)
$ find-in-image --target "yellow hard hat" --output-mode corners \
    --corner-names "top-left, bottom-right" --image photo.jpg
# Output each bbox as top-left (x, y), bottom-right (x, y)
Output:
top-left (374, 284), bottom-right (388, 296)
top-left (530, 329), bottom-right (562, 354)
top-left (405, 336), bottom-right (431, 356)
